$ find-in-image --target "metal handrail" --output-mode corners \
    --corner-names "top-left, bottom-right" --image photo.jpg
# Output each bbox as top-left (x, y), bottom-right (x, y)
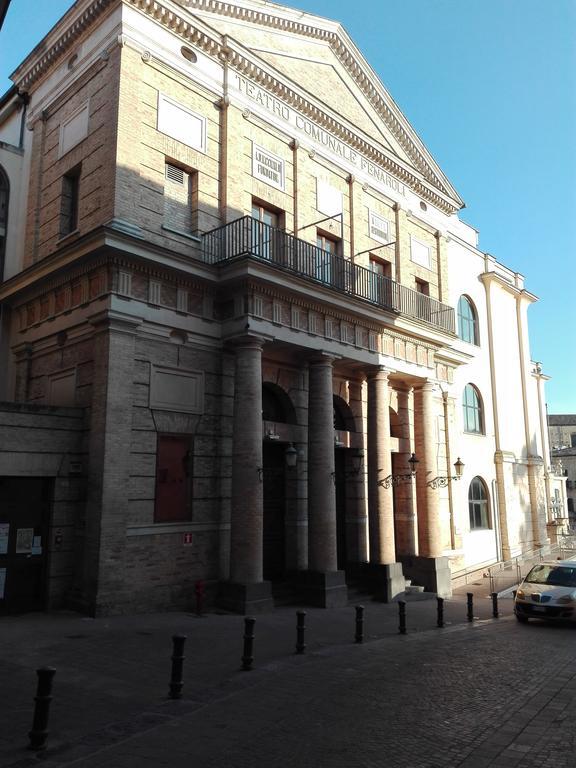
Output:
top-left (202, 216), bottom-right (456, 333)
top-left (486, 542), bottom-right (576, 593)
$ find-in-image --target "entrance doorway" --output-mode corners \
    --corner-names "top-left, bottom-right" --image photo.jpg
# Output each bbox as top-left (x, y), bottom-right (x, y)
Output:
top-left (0, 477), bottom-right (52, 614)
top-left (262, 442), bottom-right (286, 581)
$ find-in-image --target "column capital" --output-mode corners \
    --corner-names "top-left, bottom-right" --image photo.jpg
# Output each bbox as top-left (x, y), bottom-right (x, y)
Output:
top-left (393, 382), bottom-right (414, 395)
top-left (308, 352), bottom-right (337, 368)
top-left (413, 379), bottom-right (435, 393)
top-left (366, 365), bottom-right (392, 382)
top-left (226, 334), bottom-right (267, 352)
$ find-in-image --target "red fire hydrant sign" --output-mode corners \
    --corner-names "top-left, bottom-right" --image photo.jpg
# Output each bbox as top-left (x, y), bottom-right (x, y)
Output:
top-left (183, 532), bottom-right (193, 546)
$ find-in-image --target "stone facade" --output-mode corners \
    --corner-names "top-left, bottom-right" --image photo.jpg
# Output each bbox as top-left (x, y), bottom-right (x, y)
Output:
top-left (0, 0), bottom-right (562, 615)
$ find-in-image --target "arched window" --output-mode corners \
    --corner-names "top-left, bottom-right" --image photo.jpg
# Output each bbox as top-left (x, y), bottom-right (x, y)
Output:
top-left (457, 295), bottom-right (478, 345)
top-left (0, 165), bottom-right (8, 281)
top-left (463, 384), bottom-right (484, 434)
top-left (468, 477), bottom-right (490, 529)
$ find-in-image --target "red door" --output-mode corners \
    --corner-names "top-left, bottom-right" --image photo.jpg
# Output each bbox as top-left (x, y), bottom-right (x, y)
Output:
top-left (154, 436), bottom-right (191, 523)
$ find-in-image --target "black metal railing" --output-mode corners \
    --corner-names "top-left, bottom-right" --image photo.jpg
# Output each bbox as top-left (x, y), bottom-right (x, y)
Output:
top-left (202, 216), bottom-right (455, 333)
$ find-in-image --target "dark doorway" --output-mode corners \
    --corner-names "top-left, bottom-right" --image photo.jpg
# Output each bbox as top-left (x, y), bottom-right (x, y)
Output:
top-left (0, 477), bottom-right (52, 614)
top-left (262, 442), bottom-right (286, 581)
top-left (334, 449), bottom-right (347, 570)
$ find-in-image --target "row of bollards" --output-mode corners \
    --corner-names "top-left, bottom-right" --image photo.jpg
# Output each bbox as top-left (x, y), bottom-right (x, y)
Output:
top-left (27, 591), bottom-right (504, 750)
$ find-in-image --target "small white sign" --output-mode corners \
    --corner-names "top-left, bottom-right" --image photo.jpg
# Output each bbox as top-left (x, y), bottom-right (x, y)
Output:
top-left (252, 144), bottom-right (285, 191)
top-left (369, 211), bottom-right (390, 244)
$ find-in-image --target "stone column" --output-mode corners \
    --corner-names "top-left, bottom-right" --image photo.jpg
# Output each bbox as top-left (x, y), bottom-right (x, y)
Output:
top-left (366, 367), bottom-right (405, 601)
top-left (411, 381), bottom-right (451, 597)
top-left (367, 367), bottom-right (395, 564)
top-left (304, 354), bottom-right (347, 607)
top-left (394, 385), bottom-right (417, 556)
top-left (346, 377), bottom-right (368, 564)
top-left (414, 382), bottom-right (441, 557)
top-left (308, 355), bottom-right (338, 572)
top-left (222, 336), bottom-right (273, 613)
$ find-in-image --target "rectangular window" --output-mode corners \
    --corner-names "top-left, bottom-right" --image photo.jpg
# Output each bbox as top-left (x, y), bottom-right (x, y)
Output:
top-left (60, 166), bottom-right (81, 236)
top-left (415, 278), bottom-right (430, 295)
top-left (252, 201), bottom-right (283, 261)
top-left (164, 162), bottom-right (198, 235)
top-left (316, 232), bottom-right (339, 283)
top-left (154, 435), bottom-right (192, 523)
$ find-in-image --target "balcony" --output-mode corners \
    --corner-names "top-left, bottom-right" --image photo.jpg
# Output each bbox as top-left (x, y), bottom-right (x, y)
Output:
top-left (202, 216), bottom-right (455, 334)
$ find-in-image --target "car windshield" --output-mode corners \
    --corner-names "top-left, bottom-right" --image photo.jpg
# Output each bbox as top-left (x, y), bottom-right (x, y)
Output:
top-left (524, 564), bottom-right (576, 587)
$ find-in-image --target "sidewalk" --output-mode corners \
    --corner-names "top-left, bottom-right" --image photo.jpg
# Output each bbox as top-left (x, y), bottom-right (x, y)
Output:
top-left (0, 588), bottom-right (514, 766)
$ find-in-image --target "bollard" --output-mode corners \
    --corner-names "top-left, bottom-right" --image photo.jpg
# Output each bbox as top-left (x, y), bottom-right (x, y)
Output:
top-left (436, 596), bottom-right (444, 628)
top-left (355, 605), bottom-right (364, 644)
top-left (491, 592), bottom-right (499, 619)
top-left (194, 579), bottom-right (205, 617)
top-left (466, 592), bottom-right (474, 622)
top-left (168, 634), bottom-right (187, 699)
top-left (241, 617), bottom-right (256, 671)
top-left (28, 667), bottom-right (56, 751)
top-left (398, 600), bottom-right (407, 635)
top-left (295, 610), bottom-right (306, 654)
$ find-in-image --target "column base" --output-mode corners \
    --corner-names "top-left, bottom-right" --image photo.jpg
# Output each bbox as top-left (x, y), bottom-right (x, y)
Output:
top-left (217, 580), bottom-right (274, 614)
top-left (295, 570), bottom-right (348, 608)
top-left (370, 562), bottom-right (406, 602)
top-left (398, 555), bottom-right (452, 598)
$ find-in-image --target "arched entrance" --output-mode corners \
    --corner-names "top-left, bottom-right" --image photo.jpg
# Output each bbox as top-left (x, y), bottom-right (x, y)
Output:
top-left (262, 383), bottom-right (296, 581)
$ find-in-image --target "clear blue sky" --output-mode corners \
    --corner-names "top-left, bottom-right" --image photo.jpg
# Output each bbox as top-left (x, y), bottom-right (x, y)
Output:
top-left (1, 0), bottom-right (575, 412)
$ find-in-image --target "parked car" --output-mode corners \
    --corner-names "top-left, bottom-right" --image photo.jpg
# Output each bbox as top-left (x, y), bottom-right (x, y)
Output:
top-left (514, 559), bottom-right (576, 623)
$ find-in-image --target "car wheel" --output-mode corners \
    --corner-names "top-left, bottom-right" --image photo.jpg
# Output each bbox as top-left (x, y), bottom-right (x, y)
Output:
top-left (515, 613), bottom-right (529, 624)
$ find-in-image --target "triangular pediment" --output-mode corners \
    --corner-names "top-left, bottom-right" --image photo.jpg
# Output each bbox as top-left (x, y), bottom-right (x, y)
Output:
top-left (181, 0), bottom-right (463, 209)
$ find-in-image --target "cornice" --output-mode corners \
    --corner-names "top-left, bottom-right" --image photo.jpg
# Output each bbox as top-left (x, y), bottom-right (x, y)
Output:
top-left (12, 0), bottom-right (117, 91)
top-left (182, 0), bottom-right (462, 207)
top-left (11, 0), bottom-right (461, 213)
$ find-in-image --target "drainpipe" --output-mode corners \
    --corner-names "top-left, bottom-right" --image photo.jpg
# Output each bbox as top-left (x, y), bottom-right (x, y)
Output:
top-left (441, 389), bottom-right (456, 550)
top-left (18, 91), bottom-right (29, 149)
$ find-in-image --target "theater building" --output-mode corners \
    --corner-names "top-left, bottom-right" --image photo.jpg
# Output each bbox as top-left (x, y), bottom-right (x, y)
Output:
top-left (0, 0), bottom-right (561, 615)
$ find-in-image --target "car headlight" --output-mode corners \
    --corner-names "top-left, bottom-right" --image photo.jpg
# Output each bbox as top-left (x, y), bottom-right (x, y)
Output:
top-left (516, 589), bottom-right (525, 599)
top-left (556, 592), bottom-right (576, 604)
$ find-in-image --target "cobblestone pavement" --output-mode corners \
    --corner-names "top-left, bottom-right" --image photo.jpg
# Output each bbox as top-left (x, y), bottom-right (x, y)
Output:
top-left (1, 591), bottom-right (575, 767)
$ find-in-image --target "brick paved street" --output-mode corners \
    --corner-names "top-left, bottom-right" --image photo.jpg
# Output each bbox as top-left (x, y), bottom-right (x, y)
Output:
top-left (1, 592), bottom-right (575, 768)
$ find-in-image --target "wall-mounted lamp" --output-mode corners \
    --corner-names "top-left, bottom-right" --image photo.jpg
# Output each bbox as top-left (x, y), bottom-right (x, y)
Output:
top-left (428, 457), bottom-right (465, 489)
top-left (285, 443), bottom-right (298, 468)
top-left (378, 453), bottom-right (419, 488)
top-left (345, 449), bottom-right (364, 477)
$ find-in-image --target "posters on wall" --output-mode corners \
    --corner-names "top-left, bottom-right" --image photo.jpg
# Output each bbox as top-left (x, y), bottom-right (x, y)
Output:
top-left (0, 523), bottom-right (8, 555)
top-left (16, 528), bottom-right (34, 554)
